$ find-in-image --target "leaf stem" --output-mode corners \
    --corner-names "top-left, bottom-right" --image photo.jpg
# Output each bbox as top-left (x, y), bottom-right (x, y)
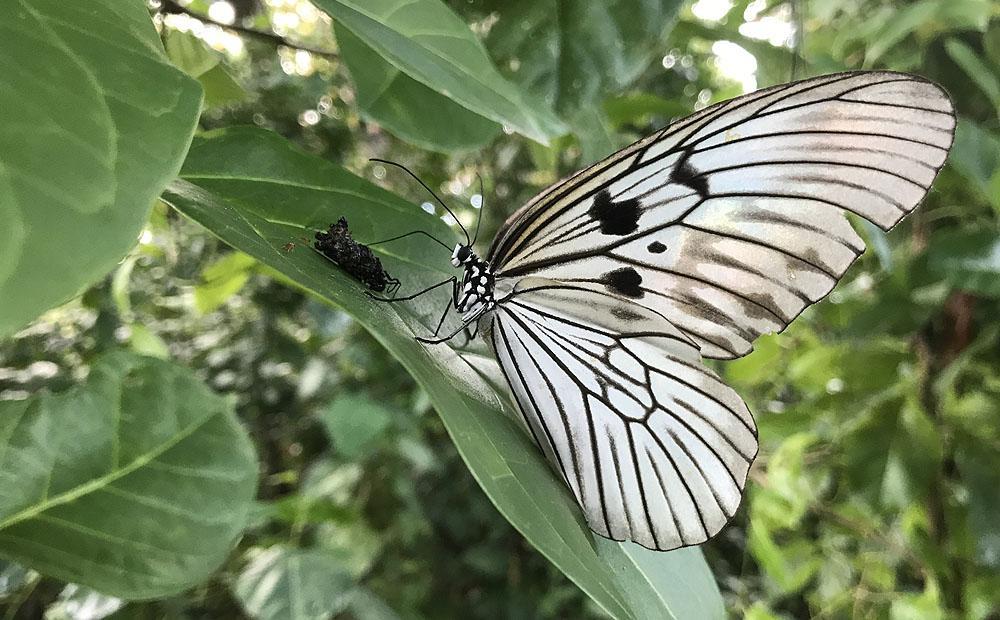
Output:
top-left (157, 0), bottom-right (339, 59)
top-left (1, 572), bottom-right (40, 620)
top-left (915, 290), bottom-right (977, 613)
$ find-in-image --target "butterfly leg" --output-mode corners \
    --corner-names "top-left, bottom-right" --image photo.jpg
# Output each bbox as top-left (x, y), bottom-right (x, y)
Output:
top-left (431, 275), bottom-right (466, 335)
top-left (433, 299), bottom-right (453, 336)
top-left (367, 275), bottom-right (455, 302)
top-left (452, 318), bottom-right (481, 348)
top-left (417, 310), bottom-right (483, 344)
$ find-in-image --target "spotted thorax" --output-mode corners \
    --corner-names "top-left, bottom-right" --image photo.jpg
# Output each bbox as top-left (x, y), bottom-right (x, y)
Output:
top-left (451, 244), bottom-right (495, 317)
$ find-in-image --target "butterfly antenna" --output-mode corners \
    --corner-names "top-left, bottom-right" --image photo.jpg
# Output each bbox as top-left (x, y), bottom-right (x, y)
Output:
top-left (367, 229), bottom-right (452, 252)
top-left (370, 158), bottom-right (471, 246)
top-left (471, 171), bottom-right (485, 246)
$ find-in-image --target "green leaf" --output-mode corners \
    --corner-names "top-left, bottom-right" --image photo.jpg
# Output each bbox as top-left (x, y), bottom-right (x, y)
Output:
top-left (947, 119), bottom-right (1000, 212)
top-left (313, 0), bottom-right (565, 143)
top-left (751, 433), bottom-right (822, 530)
top-left (944, 38), bottom-right (1000, 107)
top-left (744, 601), bottom-right (783, 620)
top-left (603, 92), bottom-right (689, 129)
top-left (479, 0), bottom-right (684, 114)
top-left (956, 441), bottom-right (1000, 568)
top-left (162, 126), bottom-right (726, 620)
top-left (0, 0), bottom-right (201, 338)
top-left (889, 581), bottom-right (945, 620)
top-left (936, 0), bottom-right (991, 32)
top-left (989, 171), bottom-right (1000, 214)
top-left (725, 334), bottom-right (783, 388)
top-left (164, 29), bottom-right (220, 78)
top-left (0, 352), bottom-right (258, 599)
top-left (864, 1), bottom-right (939, 65)
top-left (315, 519), bottom-right (382, 577)
top-left (748, 525), bottom-right (821, 596)
top-left (233, 547), bottom-right (353, 620)
top-left (985, 21), bottom-right (1000, 67)
top-left (194, 251), bottom-right (258, 314)
top-left (570, 107), bottom-right (618, 164)
top-left (347, 588), bottom-right (402, 620)
top-left (127, 324), bottom-right (171, 360)
top-left (594, 542), bottom-right (725, 620)
top-left (199, 63), bottom-right (248, 109)
top-left (318, 394), bottom-right (394, 459)
top-left (843, 394), bottom-right (941, 508)
top-left (334, 23), bottom-right (500, 152)
top-left (924, 229), bottom-right (1000, 298)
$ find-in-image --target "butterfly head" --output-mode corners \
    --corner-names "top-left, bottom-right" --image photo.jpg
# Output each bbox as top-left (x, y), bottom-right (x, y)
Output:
top-left (451, 243), bottom-right (474, 267)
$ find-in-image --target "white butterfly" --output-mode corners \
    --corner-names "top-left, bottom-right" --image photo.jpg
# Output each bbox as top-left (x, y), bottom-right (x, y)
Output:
top-left (377, 71), bottom-right (955, 551)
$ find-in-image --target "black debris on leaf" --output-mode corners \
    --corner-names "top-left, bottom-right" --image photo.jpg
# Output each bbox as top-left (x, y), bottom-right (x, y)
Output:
top-left (313, 217), bottom-right (400, 294)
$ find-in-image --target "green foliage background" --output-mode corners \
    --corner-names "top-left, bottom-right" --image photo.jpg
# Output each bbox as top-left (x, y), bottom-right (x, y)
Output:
top-left (2, 0), bottom-right (1000, 618)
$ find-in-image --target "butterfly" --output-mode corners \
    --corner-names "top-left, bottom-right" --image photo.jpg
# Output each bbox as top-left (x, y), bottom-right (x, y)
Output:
top-left (374, 71), bottom-right (955, 551)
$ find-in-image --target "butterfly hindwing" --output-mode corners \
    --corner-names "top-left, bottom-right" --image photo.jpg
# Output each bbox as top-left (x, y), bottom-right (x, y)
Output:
top-left (488, 281), bottom-right (757, 551)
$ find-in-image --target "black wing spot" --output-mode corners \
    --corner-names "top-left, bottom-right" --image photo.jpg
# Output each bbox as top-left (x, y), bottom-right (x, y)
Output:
top-left (587, 189), bottom-right (641, 236)
top-left (671, 149), bottom-right (709, 198)
top-left (647, 241), bottom-right (667, 254)
top-left (611, 305), bottom-right (646, 322)
top-left (603, 267), bottom-right (644, 299)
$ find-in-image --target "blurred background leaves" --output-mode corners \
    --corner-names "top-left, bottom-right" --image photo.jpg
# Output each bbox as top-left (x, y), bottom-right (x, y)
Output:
top-left (0, 0), bottom-right (999, 618)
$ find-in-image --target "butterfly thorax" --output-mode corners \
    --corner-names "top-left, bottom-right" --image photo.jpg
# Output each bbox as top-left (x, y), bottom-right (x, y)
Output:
top-left (451, 244), bottom-right (495, 317)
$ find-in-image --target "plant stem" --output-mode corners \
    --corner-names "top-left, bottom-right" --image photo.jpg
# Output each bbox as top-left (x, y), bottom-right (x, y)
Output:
top-left (1, 573), bottom-right (40, 620)
top-left (157, 0), bottom-right (339, 59)
top-left (915, 291), bottom-right (977, 613)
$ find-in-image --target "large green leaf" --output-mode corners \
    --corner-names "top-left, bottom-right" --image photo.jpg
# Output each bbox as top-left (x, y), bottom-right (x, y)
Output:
top-left (334, 23), bottom-right (500, 152)
top-left (0, 352), bottom-right (258, 599)
top-left (0, 0), bottom-right (201, 337)
top-left (312, 0), bottom-right (565, 144)
top-left (477, 0), bottom-right (684, 114)
top-left (161, 126), bottom-right (726, 620)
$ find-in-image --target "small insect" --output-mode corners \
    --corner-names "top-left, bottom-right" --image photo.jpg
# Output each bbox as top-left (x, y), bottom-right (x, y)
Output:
top-left (370, 72), bottom-right (955, 551)
top-left (280, 237), bottom-right (312, 253)
top-left (314, 217), bottom-right (400, 295)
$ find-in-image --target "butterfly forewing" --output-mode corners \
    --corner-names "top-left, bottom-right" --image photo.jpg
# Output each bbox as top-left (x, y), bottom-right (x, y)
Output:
top-left (489, 71), bottom-right (955, 359)
top-left (482, 71), bottom-right (954, 549)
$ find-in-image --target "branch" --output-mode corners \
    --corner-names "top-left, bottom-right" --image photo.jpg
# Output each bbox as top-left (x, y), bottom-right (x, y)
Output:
top-left (158, 0), bottom-right (339, 59)
top-left (914, 290), bottom-right (978, 614)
